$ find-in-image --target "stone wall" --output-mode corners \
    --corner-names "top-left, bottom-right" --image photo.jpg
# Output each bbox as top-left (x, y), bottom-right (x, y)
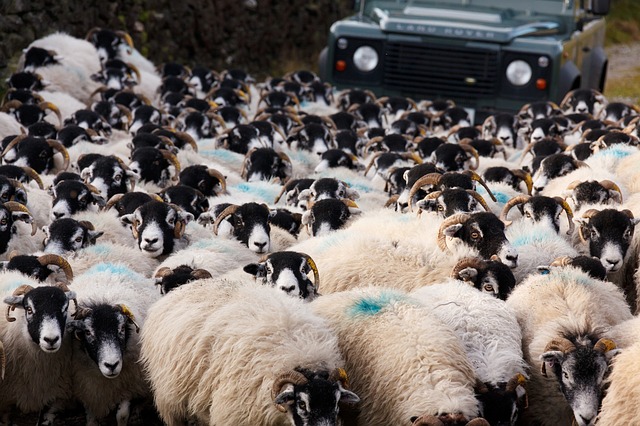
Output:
top-left (0, 0), bottom-right (353, 83)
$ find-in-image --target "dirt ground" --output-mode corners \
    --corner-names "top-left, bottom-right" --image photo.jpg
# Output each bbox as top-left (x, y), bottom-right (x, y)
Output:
top-left (605, 42), bottom-right (640, 103)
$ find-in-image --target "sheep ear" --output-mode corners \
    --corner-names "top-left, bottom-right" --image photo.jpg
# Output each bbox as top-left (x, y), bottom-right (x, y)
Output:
top-left (80, 167), bottom-right (92, 181)
top-left (539, 350), bottom-right (563, 377)
top-left (298, 189), bottom-right (312, 201)
top-left (274, 384), bottom-right (295, 407)
top-left (457, 267), bottom-right (478, 282)
top-left (179, 211), bottom-right (194, 224)
top-left (301, 211), bottom-right (313, 226)
top-left (3, 295), bottom-right (24, 306)
top-left (243, 263), bottom-right (265, 278)
top-left (87, 230), bottom-right (104, 245)
top-left (338, 382), bottom-right (360, 404)
top-left (443, 223), bottom-right (463, 238)
top-left (120, 214), bottom-right (135, 226)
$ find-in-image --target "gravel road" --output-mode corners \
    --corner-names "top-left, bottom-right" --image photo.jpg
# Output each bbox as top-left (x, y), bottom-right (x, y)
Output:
top-left (605, 42), bottom-right (640, 103)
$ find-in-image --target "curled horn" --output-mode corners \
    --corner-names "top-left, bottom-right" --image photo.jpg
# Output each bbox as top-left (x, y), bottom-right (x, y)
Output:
top-left (173, 131), bottom-right (198, 152)
top-left (572, 159), bottom-right (589, 169)
top-left (451, 257), bottom-right (487, 280)
top-left (212, 204), bottom-right (239, 236)
top-left (125, 62), bottom-right (141, 84)
top-left (89, 86), bottom-right (110, 101)
top-left (505, 373), bottom-right (527, 392)
top-left (565, 180), bottom-right (582, 191)
top-left (241, 148), bottom-right (257, 180)
top-left (511, 169), bottom-right (533, 195)
top-left (411, 415), bottom-right (445, 426)
top-left (408, 173), bottom-right (443, 212)
top-left (39, 102), bottom-right (62, 127)
top-left (364, 152), bottom-right (384, 176)
top-left (519, 142), bottom-right (536, 165)
top-left (400, 152), bottom-right (423, 165)
top-left (578, 209), bottom-right (600, 242)
top-left (46, 139), bottom-right (70, 171)
top-left (115, 30), bottom-right (134, 48)
top-left (20, 167), bottom-right (44, 189)
top-left (300, 252), bottom-right (320, 292)
top-left (5, 284), bottom-right (34, 322)
top-left (114, 156), bottom-right (136, 191)
top-left (191, 269), bottom-right (213, 280)
top-left (160, 149), bottom-right (181, 181)
top-left (550, 256), bottom-right (573, 267)
top-left (554, 196), bottom-right (575, 236)
top-left (4, 201), bottom-right (36, 235)
top-left (117, 304), bottom-right (140, 333)
top-left (499, 195), bottom-right (531, 226)
top-left (154, 267), bottom-right (172, 281)
top-left (437, 213), bottom-right (471, 252)
top-left (593, 338), bottom-right (617, 353)
top-left (117, 105), bottom-right (132, 129)
top-left (1, 135), bottom-right (26, 159)
top-left (274, 179), bottom-right (298, 204)
top-left (623, 209), bottom-right (635, 220)
top-left (559, 89), bottom-right (577, 110)
top-left (0, 340), bottom-right (4, 380)
top-left (541, 337), bottom-right (576, 376)
top-left (37, 254), bottom-right (73, 283)
top-left (85, 27), bottom-right (102, 41)
top-left (72, 306), bottom-right (92, 320)
top-left (207, 168), bottom-right (227, 194)
top-left (272, 370), bottom-right (309, 412)
top-left (475, 379), bottom-right (489, 394)
top-left (103, 193), bottom-right (124, 211)
top-left (465, 419), bottom-right (491, 426)
top-left (384, 194), bottom-right (399, 208)
top-left (364, 136), bottom-right (385, 153)
top-left (466, 190), bottom-right (490, 212)
top-left (463, 170), bottom-right (497, 202)
top-left (458, 141), bottom-right (479, 170)
top-left (600, 180), bottom-right (623, 203)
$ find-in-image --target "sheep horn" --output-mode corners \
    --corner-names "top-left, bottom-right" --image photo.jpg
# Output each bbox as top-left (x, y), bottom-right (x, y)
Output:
top-left (384, 194), bottom-right (399, 208)
top-left (116, 105), bottom-right (132, 130)
top-left (114, 156), bottom-right (136, 191)
top-left (465, 419), bottom-right (491, 426)
top-left (1, 135), bottom-right (27, 158)
top-left (559, 90), bottom-right (576, 110)
top-left (475, 379), bottom-right (490, 394)
top-left (7, 250), bottom-right (19, 261)
top-left (466, 190), bottom-right (490, 212)
top-left (437, 213), bottom-right (471, 252)
top-left (20, 166), bottom-right (44, 189)
top-left (600, 180), bottom-right (623, 203)
top-left (4, 201), bottom-right (36, 235)
top-left (572, 159), bottom-right (589, 169)
top-left (411, 415), bottom-right (445, 426)
top-left (212, 204), bottom-right (239, 236)
top-left (37, 254), bottom-right (73, 283)
top-left (500, 195), bottom-right (531, 226)
top-left (451, 257), bottom-right (487, 280)
top-left (554, 196), bottom-right (575, 236)
top-left (125, 62), bottom-right (141, 84)
top-left (622, 209), bottom-right (635, 220)
top-left (78, 220), bottom-right (96, 231)
top-left (544, 337), bottom-right (576, 353)
top-left (593, 338), bottom-right (617, 353)
top-left (458, 142), bottom-right (480, 170)
top-left (46, 139), bottom-right (70, 171)
top-left (207, 168), bottom-right (227, 194)
top-left (463, 170), bottom-right (497, 202)
top-left (274, 179), bottom-right (298, 204)
top-left (241, 148), bottom-right (258, 180)
top-left (0, 100), bottom-right (23, 113)
top-left (72, 307), bottom-right (92, 320)
top-left (408, 173), bottom-right (443, 212)
top-left (505, 373), bottom-right (527, 392)
top-left (519, 142), bottom-right (536, 165)
top-left (117, 304), bottom-right (140, 333)
top-left (550, 256), bottom-right (573, 267)
top-left (364, 152), bottom-right (384, 177)
top-left (160, 149), bottom-right (181, 181)
top-left (272, 370), bottom-right (309, 412)
top-left (191, 269), bottom-right (213, 280)
top-left (115, 31), bottom-right (135, 49)
top-left (103, 193), bottom-right (125, 212)
top-left (0, 340), bottom-right (4, 380)
top-left (154, 267), bottom-right (173, 281)
top-left (84, 27), bottom-right (102, 41)
top-left (300, 252), bottom-right (320, 292)
top-left (400, 152), bottom-right (423, 165)
top-left (565, 180), bottom-right (583, 191)
top-left (582, 209), bottom-right (600, 219)
top-left (5, 284), bottom-right (34, 322)
top-left (364, 136), bottom-right (385, 153)
top-left (174, 131), bottom-right (198, 152)
top-left (511, 169), bottom-right (533, 195)
top-left (39, 102), bottom-right (62, 127)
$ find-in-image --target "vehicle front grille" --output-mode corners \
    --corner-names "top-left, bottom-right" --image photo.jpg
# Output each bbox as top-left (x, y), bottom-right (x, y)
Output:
top-left (384, 42), bottom-right (499, 101)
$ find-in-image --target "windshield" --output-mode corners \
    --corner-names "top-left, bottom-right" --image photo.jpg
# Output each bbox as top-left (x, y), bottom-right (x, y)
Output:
top-left (357, 0), bottom-right (573, 16)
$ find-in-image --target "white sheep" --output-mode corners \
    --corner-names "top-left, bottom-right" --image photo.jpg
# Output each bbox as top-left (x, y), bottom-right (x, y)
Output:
top-left (311, 286), bottom-right (483, 424)
top-left (411, 281), bottom-right (529, 425)
top-left (66, 263), bottom-right (159, 426)
top-left (140, 278), bottom-right (355, 425)
top-left (505, 266), bottom-right (632, 426)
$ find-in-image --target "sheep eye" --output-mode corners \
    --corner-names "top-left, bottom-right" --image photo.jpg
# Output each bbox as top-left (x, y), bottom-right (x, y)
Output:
top-left (297, 400), bottom-right (307, 411)
top-left (0, 219), bottom-right (6, 225)
top-left (471, 232), bottom-right (480, 240)
top-left (85, 329), bottom-right (92, 337)
top-left (1, 194), bottom-right (8, 200)
top-left (563, 371), bottom-right (569, 380)
top-left (483, 284), bottom-right (494, 292)
top-left (75, 237), bottom-right (83, 243)
top-left (26, 307), bottom-right (33, 315)
top-left (437, 205), bottom-right (445, 211)
top-left (525, 212), bottom-right (532, 218)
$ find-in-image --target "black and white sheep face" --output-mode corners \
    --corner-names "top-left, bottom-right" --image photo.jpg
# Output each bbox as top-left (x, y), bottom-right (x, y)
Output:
top-left (228, 204), bottom-right (272, 253)
top-left (121, 201), bottom-right (193, 257)
top-left (540, 337), bottom-right (616, 426)
top-left (562, 89), bottom-right (604, 115)
top-left (243, 252), bottom-right (317, 300)
top-left (290, 123), bottom-right (333, 156)
top-left (4, 286), bottom-right (74, 352)
top-left (314, 150), bottom-right (361, 173)
top-left (431, 143), bottom-right (475, 172)
top-left (0, 176), bottom-right (27, 205)
top-left (82, 156), bottom-right (136, 200)
top-left (244, 148), bottom-right (291, 183)
top-left (519, 197), bottom-right (563, 233)
top-left (575, 209), bottom-right (638, 273)
top-left (476, 380), bottom-right (526, 426)
top-left (301, 199), bottom-right (358, 237)
top-left (565, 181), bottom-right (617, 210)
top-left (3, 137), bottom-right (59, 174)
top-left (129, 106), bottom-right (163, 135)
top-left (43, 218), bottom-right (104, 255)
top-left (532, 154), bottom-right (580, 194)
top-left (68, 305), bottom-right (133, 378)
top-left (0, 205), bottom-right (34, 255)
top-left (483, 113), bottom-right (517, 148)
top-left (417, 189), bottom-right (484, 218)
top-left (49, 180), bottom-right (106, 220)
top-left (22, 47), bottom-right (61, 71)
top-left (160, 185), bottom-right (209, 219)
top-left (129, 147), bottom-right (177, 186)
top-left (527, 118), bottom-right (558, 144)
top-left (299, 179), bottom-right (359, 205)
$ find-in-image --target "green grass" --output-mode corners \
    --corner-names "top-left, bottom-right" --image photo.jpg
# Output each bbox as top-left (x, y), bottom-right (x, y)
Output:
top-left (606, 0), bottom-right (640, 45)
top-left (604, 66), bottom-right (640, 100)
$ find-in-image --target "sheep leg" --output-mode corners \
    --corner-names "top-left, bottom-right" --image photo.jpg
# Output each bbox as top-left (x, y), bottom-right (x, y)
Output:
top-left (115, 400), bottom-right (131, 426)
top-left (37, 401), bottom-right (65, 426)
top-left (84, 408), bottom-right (99, 426)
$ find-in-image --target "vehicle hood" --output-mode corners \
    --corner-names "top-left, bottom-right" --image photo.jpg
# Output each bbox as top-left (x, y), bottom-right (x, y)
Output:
top-left (370, 5), bottom-right (563, 43)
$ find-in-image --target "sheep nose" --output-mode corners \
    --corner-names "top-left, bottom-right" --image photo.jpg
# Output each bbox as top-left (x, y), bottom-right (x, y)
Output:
top-left (533, 186), bottom-right (544, 194)
top-left (104, 360), bottom-right (120, 372)
top-left (254, 242), bottom-right (267, 250)
top-left (43, 336), bottom-right (59, 346)
top-left (316, 151), bottom-right (323, 156)
top-left (606, 259), bottom-right (619, 267)
top-left (53, 211), bottom-right (65, 219)
top-left (577, 107), bottom-right (588, 113)
top-left (506, 254), bottom-right (518, 263)
top-left (500, 136), bottom-right (510, 142)
top-left (144, 237), bottom-right (158, 245)
top-left (579, 414), bottom-right (594, 425)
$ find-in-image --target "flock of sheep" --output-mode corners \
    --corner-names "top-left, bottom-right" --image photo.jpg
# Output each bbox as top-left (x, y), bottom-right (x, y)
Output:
top-left (1, 27), bottom-right (640, 426)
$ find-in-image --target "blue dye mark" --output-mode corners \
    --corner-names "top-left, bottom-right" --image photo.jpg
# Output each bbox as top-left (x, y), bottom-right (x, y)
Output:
top-left (232, 182), bottom-right (276, 202)
top-left (477, 187), bottom-right (508, 205)
top-left (85, 244), bottom-right (111, 256)
top-left (84, 263), bottom-right (141, 280)
top-left (204, 150), bottom-right (243, 163)
top-left (510, 229), bottom-right (557, 247)
top-left (348, 290), bottom-right (407, 317)
top-left (591, 145), bottom-right (635, 161)
top-left (1, 279), bottom-right (32, 293)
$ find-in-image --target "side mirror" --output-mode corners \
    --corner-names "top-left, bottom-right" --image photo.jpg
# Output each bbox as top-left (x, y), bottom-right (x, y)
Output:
top-left (590, 0), bottom-right (610, 15)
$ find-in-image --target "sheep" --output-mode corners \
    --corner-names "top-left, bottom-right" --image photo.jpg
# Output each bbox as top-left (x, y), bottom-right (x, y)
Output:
top-left (311, 286), bottom-right (487, 425)
top-left (0, 201), bottom-right (39, 260)
top-left (153, 264), bottom-right (213, 294)
top-left (1, 252), bottom-right (73, 284)
top-left (412, 282), bottom-right (528, 425)
top-left (449, 256), bottom-right (516, 300)
top-left (66, 263), bottom-right (159, 425)
top-left (505, 267), bottom-right (633, 426)
top-left (0, 282), bottom-right (77, 424)
top-left (140, 278), bottom-right (358, 425)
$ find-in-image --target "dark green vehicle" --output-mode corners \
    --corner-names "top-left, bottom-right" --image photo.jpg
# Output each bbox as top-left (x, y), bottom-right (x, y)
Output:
top-left (319, 0), bottom-right (611, 123)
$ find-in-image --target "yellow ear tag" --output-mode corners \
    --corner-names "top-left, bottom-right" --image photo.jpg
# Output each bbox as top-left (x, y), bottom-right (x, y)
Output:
top-left (516, 373), bottom-right (526, 385)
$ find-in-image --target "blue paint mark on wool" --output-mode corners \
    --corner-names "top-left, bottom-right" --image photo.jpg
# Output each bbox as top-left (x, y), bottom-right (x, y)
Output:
top-left (84, 263), bottom-right (141, 280)
top-left (84, 244), bottom-right (112, 256)
top-left (510, 228), bottom-right (557, 247)
top-left (476, 187), bottom-right (508, 205)
top-left (232, 183), bottom-right (276, 202)
top-left (348, 291), bottom-right (407, 317)
top-left (591, 145), bottom-right (635, 161)
top-left (1, 279), bottom-right (33, 294)
top-left (204, 149), bottom-right (243, 163)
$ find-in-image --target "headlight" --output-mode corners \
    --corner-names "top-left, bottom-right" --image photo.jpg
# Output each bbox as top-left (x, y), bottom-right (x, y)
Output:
top-left (506, 60), bottom-right (532, 86)
top-left (353, 46), bottom-right (379, 72)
